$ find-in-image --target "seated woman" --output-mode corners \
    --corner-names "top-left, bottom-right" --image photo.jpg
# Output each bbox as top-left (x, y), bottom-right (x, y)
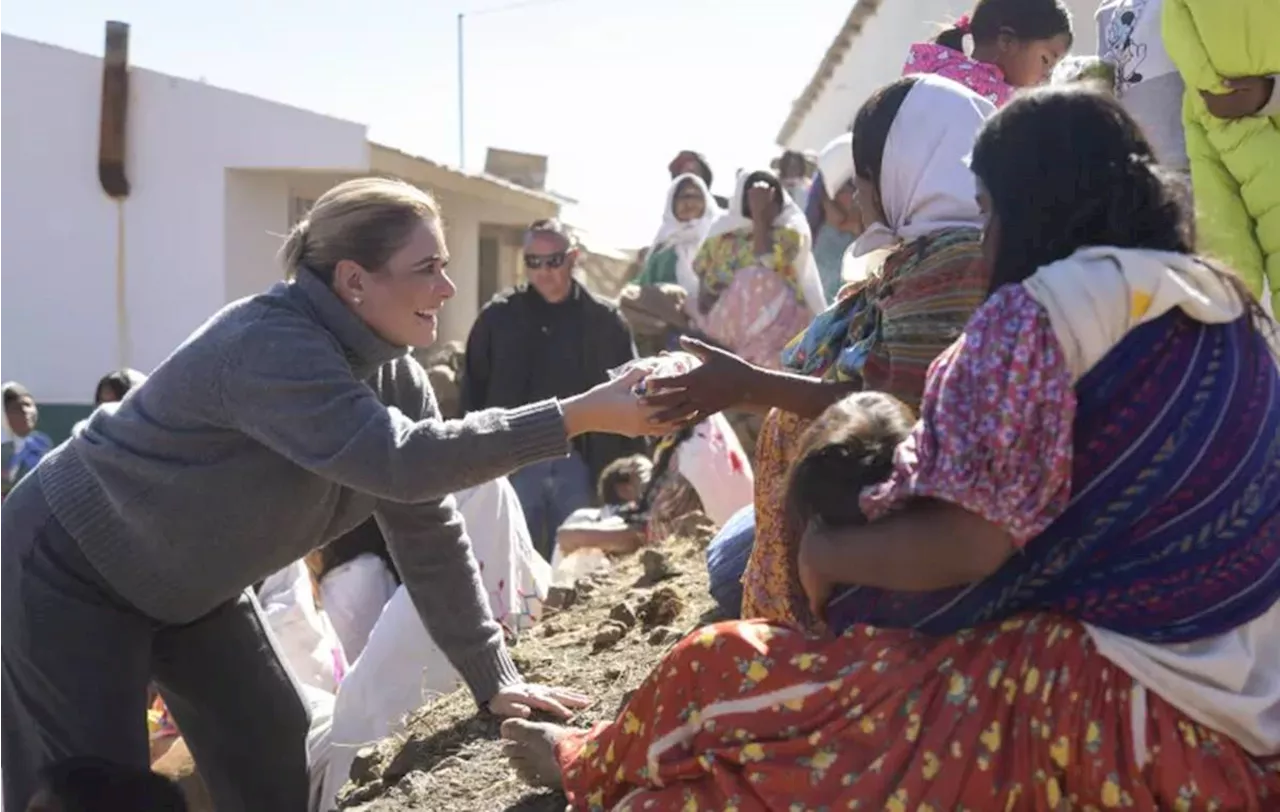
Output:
top-left (500, 86), bottom-right (1280, 809)
top-left (689, 169), bottom-right (827, 369)
top-left (633, 174), bottom-right (722, 296)
top-left (685, 75), bottom-right (996, 621)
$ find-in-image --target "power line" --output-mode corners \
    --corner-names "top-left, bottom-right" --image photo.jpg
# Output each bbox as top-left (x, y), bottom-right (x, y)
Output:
top-left (466, 0), bottom-right (579, 19)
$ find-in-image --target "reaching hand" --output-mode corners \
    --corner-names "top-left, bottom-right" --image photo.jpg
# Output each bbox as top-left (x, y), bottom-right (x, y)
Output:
top-left (641, 337), bottom-right (759, 425)
top-left (488, 683), bottom-right (591, 720)
top-left (563, 366), bottom-right (681, 438)
top-left (1201, 76), bottom-right (1274, 120)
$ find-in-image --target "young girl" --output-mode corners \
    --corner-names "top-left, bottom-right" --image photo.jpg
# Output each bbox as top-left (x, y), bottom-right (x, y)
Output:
top-left (903, 0), bottom-right (1074, 106)
top-left (784, 392), bottom-right (913, 531)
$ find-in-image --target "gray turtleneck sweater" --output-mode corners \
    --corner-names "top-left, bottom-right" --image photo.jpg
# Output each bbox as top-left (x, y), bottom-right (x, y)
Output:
top-left (38, 269), bottom-right (570, 702)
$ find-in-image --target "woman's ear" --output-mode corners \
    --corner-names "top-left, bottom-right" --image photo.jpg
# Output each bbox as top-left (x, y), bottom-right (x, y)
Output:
top-left (333, 259), bottom-right (367, 305)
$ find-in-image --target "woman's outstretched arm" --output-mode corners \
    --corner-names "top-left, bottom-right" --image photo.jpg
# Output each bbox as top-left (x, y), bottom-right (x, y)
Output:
top-left (221, 315), bottom-right (648, 504)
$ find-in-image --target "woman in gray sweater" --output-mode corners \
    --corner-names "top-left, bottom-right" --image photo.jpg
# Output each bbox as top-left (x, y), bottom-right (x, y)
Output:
top-left (0, 177), bottom-right (660, 811)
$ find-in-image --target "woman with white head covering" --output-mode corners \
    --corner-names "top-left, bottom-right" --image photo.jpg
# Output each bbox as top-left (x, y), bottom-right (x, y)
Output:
top-left (807, 133), bottom-right (868, 299)
top-left (644, 74), bottom-right (996, 623)
top-left (686, 168), bottom-right (827, 370)
top-left (0, 379), bottom-right (53, 499)
top-left (634, 174), bottom-right (723, 297)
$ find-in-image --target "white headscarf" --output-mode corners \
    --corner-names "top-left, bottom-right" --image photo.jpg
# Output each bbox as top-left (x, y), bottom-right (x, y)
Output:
top-left (702, 168), bottom-right (828, 315)
top-left (853, 74), bottom-right (994, 256)
top-left (0, 381), bottom-right (16, 445)
top-left (650, 173), bottom-right (723, 297)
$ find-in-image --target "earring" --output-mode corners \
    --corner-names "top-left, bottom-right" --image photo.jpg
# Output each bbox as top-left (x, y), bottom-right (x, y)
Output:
top-left (352, 297), bottom-right (363, 306)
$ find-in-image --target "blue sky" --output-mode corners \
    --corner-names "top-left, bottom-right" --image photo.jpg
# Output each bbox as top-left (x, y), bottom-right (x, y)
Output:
top-left (2, 0), bottom-right (853, 247)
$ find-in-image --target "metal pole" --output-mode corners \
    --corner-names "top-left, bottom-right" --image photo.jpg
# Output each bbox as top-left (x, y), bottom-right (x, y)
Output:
top-left (457, 12), bottom-right (465, 169)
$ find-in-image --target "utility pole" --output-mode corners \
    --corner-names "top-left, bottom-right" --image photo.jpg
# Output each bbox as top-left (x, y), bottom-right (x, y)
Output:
top-left (457, 12), bottom-right (466, 169)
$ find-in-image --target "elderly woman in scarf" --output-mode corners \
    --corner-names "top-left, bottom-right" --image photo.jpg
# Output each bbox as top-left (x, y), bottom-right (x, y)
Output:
top-left (668, 75), bottom-right (996, 621)
top-left (634, 174), bottom-right (722, 295)
top-left (688, 168), bottom-right (827, 370)
top-left (806, 133), bottom-right (868, 300)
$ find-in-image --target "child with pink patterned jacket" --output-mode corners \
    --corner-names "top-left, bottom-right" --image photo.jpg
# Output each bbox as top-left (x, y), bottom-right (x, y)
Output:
top-left (903, 0), bottom-right (1075, 107)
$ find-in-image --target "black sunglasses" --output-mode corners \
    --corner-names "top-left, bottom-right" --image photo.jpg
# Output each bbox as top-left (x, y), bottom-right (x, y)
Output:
top-left (525, 251), bottom-right (568, 270)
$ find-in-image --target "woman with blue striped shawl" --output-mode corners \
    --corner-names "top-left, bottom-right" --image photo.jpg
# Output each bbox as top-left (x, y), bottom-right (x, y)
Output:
top-left (501, 86), bottom-right (1280, 811)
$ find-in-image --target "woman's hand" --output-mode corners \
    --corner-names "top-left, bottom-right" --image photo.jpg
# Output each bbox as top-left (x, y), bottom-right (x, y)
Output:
top-left (561, 366), bottom-right (679, 438)
top-left (489, 684), bottom-right (591, 720)
top-left (1201, 76), bottom-right (1275, 119)
top-left (641, 337), bottom-right (760, 424)
top-left (798, 521), bottom-right (836, 623)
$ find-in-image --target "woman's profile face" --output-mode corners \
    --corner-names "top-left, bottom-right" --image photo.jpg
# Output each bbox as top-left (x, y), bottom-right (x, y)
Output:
top-left (672, 181), bottom-right (706, 223)
top-left (96, 384), bottom-right (121, 406)
top-left (337, 217), bottom-right (457, 348)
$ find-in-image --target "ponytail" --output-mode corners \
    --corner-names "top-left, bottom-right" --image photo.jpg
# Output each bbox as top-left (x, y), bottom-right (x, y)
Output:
top-left (280, 218), bottom-right (310, 281)
top-left (934, 13), bottom-right (971, 51)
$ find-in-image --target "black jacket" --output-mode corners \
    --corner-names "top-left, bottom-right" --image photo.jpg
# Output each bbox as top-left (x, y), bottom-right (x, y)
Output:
top-left (460, 281), bottom-right (644, 494)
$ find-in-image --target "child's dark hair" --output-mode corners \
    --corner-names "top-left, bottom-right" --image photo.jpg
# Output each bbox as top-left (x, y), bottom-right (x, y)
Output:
top-left (618, 424), bottom-right (696, 524)
top-left (935, 0), bottom-right (1072, 52)
top-left (970, 86), bottom-right (1275, 342)
top-left (597, 454), bottom-right (653, 505)
top-left (784, 392), bottom-right (914, 529)
top-left (31, 757), bottom-right (188, 811)
top-left (93, 368), bottom-right (145, 405)
top-left (851, 77), bottom-right (919, 191)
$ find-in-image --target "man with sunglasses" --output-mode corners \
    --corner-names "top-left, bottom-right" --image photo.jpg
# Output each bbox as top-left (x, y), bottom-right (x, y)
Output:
top-left (460, 220), bottom-right (643, 558)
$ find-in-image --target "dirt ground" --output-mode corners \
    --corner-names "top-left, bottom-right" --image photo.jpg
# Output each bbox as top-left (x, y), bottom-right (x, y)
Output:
top-left (336, 514), bottom-right (720, 812)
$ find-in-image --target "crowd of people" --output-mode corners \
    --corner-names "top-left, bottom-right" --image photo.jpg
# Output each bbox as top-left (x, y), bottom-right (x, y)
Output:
top-left (2, 0), bottom-right (1278, 809)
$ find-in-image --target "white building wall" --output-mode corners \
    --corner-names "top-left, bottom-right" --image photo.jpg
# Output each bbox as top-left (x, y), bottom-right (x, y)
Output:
top-left (0, 34), bottom-right (367, 405)
top-left (784, 0), bottom-right (1101, 152)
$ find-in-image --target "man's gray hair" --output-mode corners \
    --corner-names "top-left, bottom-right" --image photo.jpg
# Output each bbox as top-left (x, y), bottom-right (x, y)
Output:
top-left (524, 218), bottom-right (577, 250)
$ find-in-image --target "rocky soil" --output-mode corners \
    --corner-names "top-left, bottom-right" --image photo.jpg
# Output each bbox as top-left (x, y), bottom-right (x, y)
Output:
top-left (336, 514), bottom-right (720, 811)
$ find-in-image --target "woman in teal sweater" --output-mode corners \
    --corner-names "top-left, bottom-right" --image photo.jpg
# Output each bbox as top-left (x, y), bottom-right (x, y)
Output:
top-left (634, 173), bottom-right (723, 296)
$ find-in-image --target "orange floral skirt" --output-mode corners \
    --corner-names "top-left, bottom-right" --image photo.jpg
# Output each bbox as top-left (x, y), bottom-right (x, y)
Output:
top-left (739, 406), bottom-right (813, 626)
top-left (556, 614), bottom-right (1280, 811)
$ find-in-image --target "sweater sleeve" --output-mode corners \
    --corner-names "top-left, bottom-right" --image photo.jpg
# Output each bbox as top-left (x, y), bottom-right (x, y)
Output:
top-left (375, 495), bottom-right (520, 703)
top-left (221, 318), bottom-right (570, 503)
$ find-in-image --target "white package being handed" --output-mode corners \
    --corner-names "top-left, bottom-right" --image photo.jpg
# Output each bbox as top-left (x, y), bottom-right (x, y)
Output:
top-left (609, 351), bottom-right (702, 396)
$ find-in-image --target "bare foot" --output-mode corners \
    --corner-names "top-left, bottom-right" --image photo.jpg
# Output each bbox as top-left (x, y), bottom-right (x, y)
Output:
top-left (501, 718), bottom-right (575, 790)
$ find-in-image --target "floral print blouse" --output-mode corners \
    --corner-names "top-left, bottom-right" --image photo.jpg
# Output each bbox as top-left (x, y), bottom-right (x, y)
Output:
top-left (860, 284), bottom-right (1076, 545)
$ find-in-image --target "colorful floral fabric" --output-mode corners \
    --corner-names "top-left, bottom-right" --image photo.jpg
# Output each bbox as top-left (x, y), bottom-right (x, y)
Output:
top-left (693, 266), bottom-right (813, 371)
top-left (828, 287), bottom-right (1280, 642)
top-left (557, 614), bottom-right (1280, 811)
top-left (780, 228), bottom-right (986, 410)
top-left (693, 228), bottom-right (806, 308)
top-left (742, 229), bottom-right (986, 625)
top-left (903, 42), bottom-right (1015, 107)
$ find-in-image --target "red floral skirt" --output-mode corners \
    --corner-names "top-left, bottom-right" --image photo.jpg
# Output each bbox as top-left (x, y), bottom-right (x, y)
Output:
top-left (556, 614), bottom-right (1280, 811)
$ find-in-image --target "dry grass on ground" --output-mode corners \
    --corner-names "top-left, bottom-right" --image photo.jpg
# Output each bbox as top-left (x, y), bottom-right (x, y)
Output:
top-left (337, 514), bottom-right (720, 811)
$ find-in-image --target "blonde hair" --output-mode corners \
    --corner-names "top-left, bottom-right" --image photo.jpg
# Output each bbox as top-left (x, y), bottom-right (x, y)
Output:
top-left (280, 177), bottom-right (441, 283)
